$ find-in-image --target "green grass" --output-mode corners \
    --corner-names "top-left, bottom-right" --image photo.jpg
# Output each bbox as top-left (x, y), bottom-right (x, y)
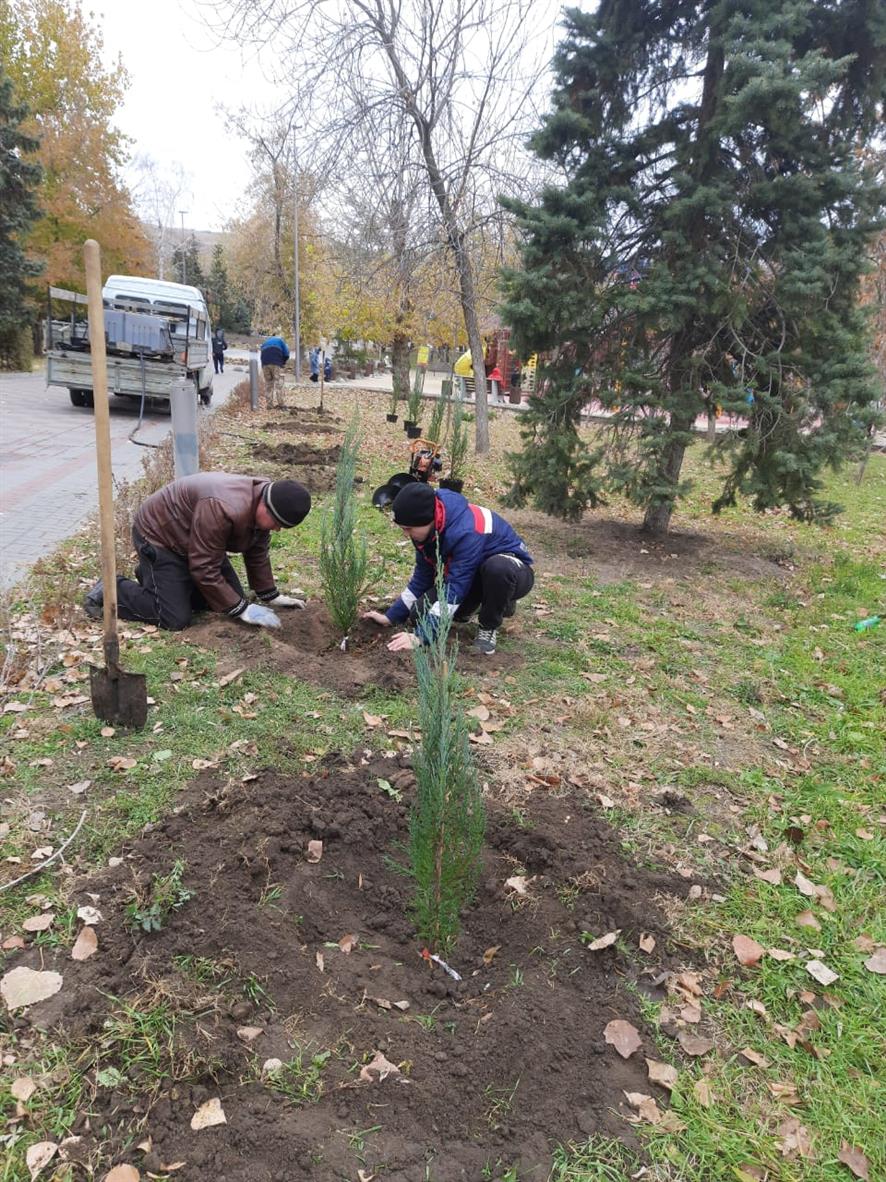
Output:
top-left (2, 388), bottom-right (883, 1182)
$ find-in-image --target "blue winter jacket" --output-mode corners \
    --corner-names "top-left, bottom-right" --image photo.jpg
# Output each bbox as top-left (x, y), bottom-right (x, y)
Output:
top-left (385, 489), bottom-right (532, 639)
top-left (260, 336), bottom-right (290, 367)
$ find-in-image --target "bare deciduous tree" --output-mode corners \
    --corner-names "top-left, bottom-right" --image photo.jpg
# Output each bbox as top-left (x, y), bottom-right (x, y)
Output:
top-left (212, 0), bottom-right (554, 454)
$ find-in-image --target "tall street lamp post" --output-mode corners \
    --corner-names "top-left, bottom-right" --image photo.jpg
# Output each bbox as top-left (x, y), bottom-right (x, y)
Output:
top-left (179, 210), bottom-right (187, 284)
top-left (292, 131), bottom-right (302, 381)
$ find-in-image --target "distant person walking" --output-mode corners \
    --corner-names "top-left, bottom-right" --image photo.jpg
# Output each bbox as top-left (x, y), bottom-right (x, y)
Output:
top-left (212, 327), bottom-right (227, 374)
top-left (260, 334), bottom-right (290, 407)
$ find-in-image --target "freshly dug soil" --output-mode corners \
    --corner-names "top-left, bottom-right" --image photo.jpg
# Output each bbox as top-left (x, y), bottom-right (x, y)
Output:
top-left (11, 757), bottom-right (686, 1181)
top-left (250, 441), bottom-right (342, 492)
top-left (185, 605), bottom-right (524, 698)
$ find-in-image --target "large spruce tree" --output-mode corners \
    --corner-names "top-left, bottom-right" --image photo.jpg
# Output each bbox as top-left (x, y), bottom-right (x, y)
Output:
top-left (0, 70), bottom-right (41, 361)
top-left (502, 0), bottom-right (885, 533)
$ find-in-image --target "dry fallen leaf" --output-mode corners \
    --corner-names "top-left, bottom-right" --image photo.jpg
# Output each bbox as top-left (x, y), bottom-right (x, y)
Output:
top-left (339, 932), bottom-right (358, 954)
top-left (504, 875), bottom-right (530, 895)
top-left (638, 933), bottom-right (656, 953)
top-left (778, 1117), bottom-right (813, 1161)
top-left (796, 909), bottom-right (821, 931)
top-left (26, 1142), bottom-right (58, 1180)
top-left (103, 1167), bottom-right (140, 1182)
top-left (693, 1077), bottom-right (714, 1107)
top-left (362, 712), bottom-right (383, 727)
top-left (733, 934), bottom-right (765, 967)
top-left (315, 950), bottom-right (325, 972)
top-left (805, 959), bottom-right (839, 986)
top-left (236, 1026), bottom-right (263, 1043)
top-left (71, 926), bottom-right (98, 961)
top-left (467, 704), bottom-right (491, 721)
top-left (359, 1050), bottom-right (402, 1082)
top-left (645, 1058), bottom-right (678, 1090)
top-left (837, 1143), bottom-right (870, 1180)
top-left (604, 1019), bottom-right (642, 1059)
top-left (306, 840), bottom-right (323, 863)
top-left (11, 1076), bottom-right (37, 1102)
top-left (22, 913), bottom-right (54, 933)
top-left (624, 1091), bottom-right (661, 1123)
top-left (483, 945), bottom-right (501, 966)
top-left (795, 871), bottom-right (819, 898)
top-left (863, 947), bottom-right (886, 974)
top-left (739, 1047), bottom-right (770, 1068)
top-left (1, 966), bottom-right (63, 1011)
top-left (767, 947), bottom-right (795, 962)
top-left (677, 1031), bottom-right (714, 1057)
top-left (768, 1081), bottom-right (801, 1104)
top-left (468, 729), bottom-right (493, 745)
top-left (753, 867), bottom-right (783, 885)
top-left (585, 929), bottom-right (620, 951)
top-left (190, 1097), bottom-right (226, 1130)
top-left (217, 667), bottom-right (244, 688)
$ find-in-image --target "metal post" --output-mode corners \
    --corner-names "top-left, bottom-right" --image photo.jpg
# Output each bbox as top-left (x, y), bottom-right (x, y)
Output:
top-left (249, 352), bottom-right (259, 410)
top-left (179, 210), bottom-right (187, 284)
top-left (170, 379), bottom-right (199, 478)
top-left (292, 131), bottom-right (302, 381)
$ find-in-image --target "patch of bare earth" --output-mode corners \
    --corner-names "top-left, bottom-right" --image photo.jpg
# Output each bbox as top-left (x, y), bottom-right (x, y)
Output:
top-left (6, 756), bottom-right (690, 1181)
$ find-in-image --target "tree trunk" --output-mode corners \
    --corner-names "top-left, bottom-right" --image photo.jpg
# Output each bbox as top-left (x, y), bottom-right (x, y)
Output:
top-left (391, 332), bottom-right (410, 403)
top-left (375, 38), bottom-right (489, 454)
top-left (641, 412), bottom-right (693, 535)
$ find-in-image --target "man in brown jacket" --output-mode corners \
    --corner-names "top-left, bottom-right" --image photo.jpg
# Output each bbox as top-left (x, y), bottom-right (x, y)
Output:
top-left (83, 474), bottom-right (311, 631)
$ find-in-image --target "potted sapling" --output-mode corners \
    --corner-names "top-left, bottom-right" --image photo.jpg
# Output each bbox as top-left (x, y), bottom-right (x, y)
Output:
top-left (439, 391), bottom-right (468, 493)
top-left (386, 386), bottom-right (399, 424)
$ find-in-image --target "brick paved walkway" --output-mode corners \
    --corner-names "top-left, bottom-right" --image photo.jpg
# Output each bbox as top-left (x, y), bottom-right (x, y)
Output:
top-left (0, 368), bottom-right (241, 590)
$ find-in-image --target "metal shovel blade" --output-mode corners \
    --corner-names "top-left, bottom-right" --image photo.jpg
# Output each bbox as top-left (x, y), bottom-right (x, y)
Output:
top-left (89, 663), bottom-right (148, 730)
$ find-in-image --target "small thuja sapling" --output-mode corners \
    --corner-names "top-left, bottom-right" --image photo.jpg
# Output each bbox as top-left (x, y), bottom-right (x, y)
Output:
top-left (409, 560), bottom-right (485, 952)
top-left (405, 380), bottom-right (423, 427)
top-left (444, 390), bottom-right (469, 489)
top-left (125, 860), bottom-right (193, 933)
top-left (426, 382), bottom-right (451, 445)
top-left (319, 416), bottom-right (372, 646)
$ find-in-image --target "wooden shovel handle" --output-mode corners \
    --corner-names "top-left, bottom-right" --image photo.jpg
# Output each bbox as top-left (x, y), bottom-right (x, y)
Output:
top-left (84, 240), bottom-right (120, 671)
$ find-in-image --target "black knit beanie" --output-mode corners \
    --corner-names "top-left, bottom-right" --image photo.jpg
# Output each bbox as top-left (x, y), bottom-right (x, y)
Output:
top-left (392, 483), bottom-right (436, 526)
top-left (263, 480), bottom-right (311, 527)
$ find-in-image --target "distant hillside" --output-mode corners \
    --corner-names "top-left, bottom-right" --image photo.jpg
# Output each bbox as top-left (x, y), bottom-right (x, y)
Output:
top-left (139, 222), bottom-right (231, 280)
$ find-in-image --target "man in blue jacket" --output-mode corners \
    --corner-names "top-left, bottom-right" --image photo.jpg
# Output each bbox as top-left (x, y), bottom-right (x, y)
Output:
top-left (260, 334), bottom-right (290, 407)
top-left (362, 483), bottom-right (534, 654)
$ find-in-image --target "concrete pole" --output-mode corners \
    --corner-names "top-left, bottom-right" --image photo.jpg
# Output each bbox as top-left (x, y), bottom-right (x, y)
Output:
top-left (170, 379), bottom-right (199, 478)
top-left (249, 352), bottom-right (260, 411)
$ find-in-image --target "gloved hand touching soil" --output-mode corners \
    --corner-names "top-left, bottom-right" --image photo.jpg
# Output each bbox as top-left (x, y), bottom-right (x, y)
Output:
top-left (240, 603), bottom-right (282, 628)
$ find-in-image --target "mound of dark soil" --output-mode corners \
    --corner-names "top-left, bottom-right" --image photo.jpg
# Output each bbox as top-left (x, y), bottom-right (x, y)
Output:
top-left (9, 756), bottom-right (685, 1181)
top-left (185, 606), bottom-right (523, 697)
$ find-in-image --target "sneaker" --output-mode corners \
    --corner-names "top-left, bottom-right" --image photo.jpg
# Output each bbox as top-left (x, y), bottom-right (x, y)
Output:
top-left (83, 580), bottom-right (103, 620)
top-left (473, 627), bottom-right (497, 655)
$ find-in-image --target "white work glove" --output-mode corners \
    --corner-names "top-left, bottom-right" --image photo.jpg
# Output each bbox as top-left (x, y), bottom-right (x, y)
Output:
top-left (240, 603), bottom-right (282, 629)
top-left (267, 593), bottom-right (306, 609)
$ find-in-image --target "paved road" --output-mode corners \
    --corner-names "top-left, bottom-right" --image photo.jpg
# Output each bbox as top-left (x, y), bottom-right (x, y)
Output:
top-left (0, 365), bottom-right (244, 590)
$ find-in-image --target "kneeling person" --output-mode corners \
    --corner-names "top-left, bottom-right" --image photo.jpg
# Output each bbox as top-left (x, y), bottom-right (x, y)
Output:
top-left (363, 483), bottom-right (534, 654)
top-left (83, 473), bottom-right (311, 631)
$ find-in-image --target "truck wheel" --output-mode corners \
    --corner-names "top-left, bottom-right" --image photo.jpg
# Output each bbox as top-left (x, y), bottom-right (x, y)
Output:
top-left (69, 389), bottom-right (93, 408)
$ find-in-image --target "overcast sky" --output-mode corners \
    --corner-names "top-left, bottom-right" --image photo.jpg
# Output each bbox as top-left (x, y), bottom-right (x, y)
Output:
top-left (97, 0), bottom-right (566, 234)
top-left (97, 0), bottom-right (278, 232)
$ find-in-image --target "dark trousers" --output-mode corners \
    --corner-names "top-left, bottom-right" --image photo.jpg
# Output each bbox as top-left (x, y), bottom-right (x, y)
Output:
top-left (115, 528), bottom-right (245, 631)
top-left (410, 555), bottom-right (534, 631)
top-left (213, 353), bottom-right (224, 373)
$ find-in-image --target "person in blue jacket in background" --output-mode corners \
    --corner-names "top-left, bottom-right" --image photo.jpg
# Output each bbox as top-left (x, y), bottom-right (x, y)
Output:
top-left (260, 334), bottom-right (290, 407)
top-left (362, 483), bottom-right (534, 655)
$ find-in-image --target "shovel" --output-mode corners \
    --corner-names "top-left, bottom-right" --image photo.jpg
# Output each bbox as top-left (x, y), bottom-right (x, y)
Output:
top-left (84, 238), bottom-right (148, 729)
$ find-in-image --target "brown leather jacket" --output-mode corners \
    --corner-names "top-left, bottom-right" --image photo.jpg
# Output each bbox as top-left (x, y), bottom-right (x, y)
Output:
top-left (134, 473), bottom-right (276, 614)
